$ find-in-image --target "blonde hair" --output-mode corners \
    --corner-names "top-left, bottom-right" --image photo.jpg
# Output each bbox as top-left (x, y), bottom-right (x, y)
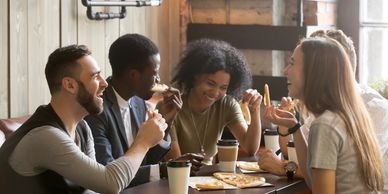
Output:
top-left (300, 37), bottom-right (383, 192)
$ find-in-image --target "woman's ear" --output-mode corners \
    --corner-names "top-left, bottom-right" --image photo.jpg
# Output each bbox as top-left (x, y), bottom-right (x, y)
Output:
top-left (62, 77), bottom-right (78, 95)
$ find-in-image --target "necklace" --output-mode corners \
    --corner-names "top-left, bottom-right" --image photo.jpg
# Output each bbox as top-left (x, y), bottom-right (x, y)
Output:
top-left (189, 107), bottom-right (210, 155)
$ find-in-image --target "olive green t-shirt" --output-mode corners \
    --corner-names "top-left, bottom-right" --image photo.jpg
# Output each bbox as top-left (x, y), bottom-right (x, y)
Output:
top-left (169, 95), bottom-right (245, 164)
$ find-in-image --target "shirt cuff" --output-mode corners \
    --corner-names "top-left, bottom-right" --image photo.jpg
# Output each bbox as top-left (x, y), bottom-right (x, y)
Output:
top-left (150, 164), bottom-right (160, 182)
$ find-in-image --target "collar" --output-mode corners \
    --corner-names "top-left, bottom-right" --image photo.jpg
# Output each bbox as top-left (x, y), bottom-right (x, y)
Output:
top-left (112, 86), bottom-right (131, 109)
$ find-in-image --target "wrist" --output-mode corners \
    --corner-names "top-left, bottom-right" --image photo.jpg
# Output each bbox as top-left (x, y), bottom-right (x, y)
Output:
top-left (132, 140), bottom-right (151, 152)
top-left (278, 122), bottom-right (301, 137)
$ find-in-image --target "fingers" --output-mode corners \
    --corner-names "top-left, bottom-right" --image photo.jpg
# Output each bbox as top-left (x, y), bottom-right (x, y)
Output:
top-left (154, 114), bottom-right (168, 131)
top-left (162, 89), bottom-right (183, 110)
top-left (242, 89), bottom-right (263, 112)
top-left (176, 153), bottom-right (204, 174)
top-left (280, 97), bottom-right (292, 108)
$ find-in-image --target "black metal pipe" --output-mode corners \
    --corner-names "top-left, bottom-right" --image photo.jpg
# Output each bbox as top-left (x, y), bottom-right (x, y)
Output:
top-left (82, 0), bottom-right (162, 7)
top-left (87, 6), bottom-right (127, 20)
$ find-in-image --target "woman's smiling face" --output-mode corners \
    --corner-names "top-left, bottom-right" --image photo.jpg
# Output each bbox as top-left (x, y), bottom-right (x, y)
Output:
top-left (283, 45), bottom-right (305, 100)
top-left (191, 70), bottom-right (230, 109)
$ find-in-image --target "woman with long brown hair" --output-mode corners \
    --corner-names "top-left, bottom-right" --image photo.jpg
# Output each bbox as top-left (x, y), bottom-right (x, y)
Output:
top-left (265, 37), bottom-right (383, 193)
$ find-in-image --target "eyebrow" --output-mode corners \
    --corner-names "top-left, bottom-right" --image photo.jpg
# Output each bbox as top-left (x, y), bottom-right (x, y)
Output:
top-left (90, 70), bottom-right (101, 77)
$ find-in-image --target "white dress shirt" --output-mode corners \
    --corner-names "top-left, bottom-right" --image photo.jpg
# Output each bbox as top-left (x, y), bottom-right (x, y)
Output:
top-left (112, 87), bottom-right (160, 181)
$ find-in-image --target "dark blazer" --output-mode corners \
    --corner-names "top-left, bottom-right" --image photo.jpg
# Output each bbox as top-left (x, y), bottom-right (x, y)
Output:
top-left (84, 77), bottom-right (170, 187)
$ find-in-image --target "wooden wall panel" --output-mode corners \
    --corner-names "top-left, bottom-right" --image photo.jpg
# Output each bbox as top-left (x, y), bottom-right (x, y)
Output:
top-left (168, 0), bottom-right (181, 81)
top-left (27, 0), bottom-right (60, 113)
top-left (77, 1), bottom-right (107, 76)
top-left (3, 1), bottom-right (179, 117)
top-left (61, 0), bottom-right (78, 46)
top-left (190, 0), bottom-right (227, 24)
top-left (120, 7), bottom-right (147, 35)
top-left (9, 0), bottom-right (28, 117)
top-left (146, 5), bottom-right (167, 82)
top-left (103, 5), bottom-right (120, 77)
top-left (0, 0), bottom-right (8, 118)
top-left (229, 0), bottom-right (272, 25)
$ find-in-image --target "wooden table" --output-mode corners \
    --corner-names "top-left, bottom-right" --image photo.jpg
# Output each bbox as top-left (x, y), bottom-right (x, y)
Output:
top-left (121, 163), bottom-right (308, 194)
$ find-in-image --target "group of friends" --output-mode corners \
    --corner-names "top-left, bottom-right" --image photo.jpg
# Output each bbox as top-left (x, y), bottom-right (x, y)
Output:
top-left (0, 29), bottom-right (387, 194)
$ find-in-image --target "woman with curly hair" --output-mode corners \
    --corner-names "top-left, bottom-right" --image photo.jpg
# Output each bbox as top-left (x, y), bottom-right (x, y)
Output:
top-left (164, 39), bottom-right (263, 164)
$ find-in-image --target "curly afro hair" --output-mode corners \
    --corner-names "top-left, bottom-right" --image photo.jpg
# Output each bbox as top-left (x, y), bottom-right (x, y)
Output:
top-left (172, 39), bottom-right (251, 100)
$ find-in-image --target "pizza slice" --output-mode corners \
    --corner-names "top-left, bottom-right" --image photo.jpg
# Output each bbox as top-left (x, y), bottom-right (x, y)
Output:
top-left (195, 181), bottom-right (224, 190)
top-left (283, 99), bottom-right (299, 111)
top-left (146, 109), bottom-right (159, 118)
top-left (151, 83), bottom-right (169, 93)
top-left (238, 161), bottom-right (265, 172)
top-left (239, 101), bottom-right (251, 125)
top-left (213, 172), bottom-right (266, 188)
top-left (263, 84), bottom-right (271, 107)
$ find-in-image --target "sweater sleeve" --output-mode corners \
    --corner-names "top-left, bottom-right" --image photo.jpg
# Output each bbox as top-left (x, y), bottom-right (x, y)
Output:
top-left (9, 126), bottom-right (137, 194)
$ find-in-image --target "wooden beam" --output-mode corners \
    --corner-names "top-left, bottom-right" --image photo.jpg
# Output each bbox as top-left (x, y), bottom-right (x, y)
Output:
top-left (252, 76), bottom-right (288, 101)
top-left (187, 24), bottom-right (307, 51)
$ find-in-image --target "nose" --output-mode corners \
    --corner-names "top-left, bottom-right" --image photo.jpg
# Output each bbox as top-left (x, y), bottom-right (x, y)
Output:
top-left (209, 87), bottom-right (224, 99)
top-left (283, 65), bottom-right (290, 76)
top-left (99, 75), bottom-right (108, 89)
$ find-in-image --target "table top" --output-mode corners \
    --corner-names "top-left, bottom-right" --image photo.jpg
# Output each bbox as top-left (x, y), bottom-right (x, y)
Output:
top-left (120, 163), bottom-right (307, 194)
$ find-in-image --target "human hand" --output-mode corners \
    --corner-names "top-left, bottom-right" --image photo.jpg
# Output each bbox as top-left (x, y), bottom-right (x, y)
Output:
top-left (160, 87), bottom-right (182, 124)
top-left (135, 113), bottom-right (167, 149)
top-left (175, 153), bottom-right (205, 175)
top-left (264, 106), bottom-right (298, 131)
top-left (279, 97), bottom-right (299, 113)
top-left (241, 89), bottom-right (263, 113)
top-left (258, 148), bottom-right (285, 176)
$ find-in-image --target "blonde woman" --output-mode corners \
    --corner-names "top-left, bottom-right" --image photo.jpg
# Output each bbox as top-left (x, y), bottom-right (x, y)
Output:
top-left (265, 37), bottom-right (383, 193)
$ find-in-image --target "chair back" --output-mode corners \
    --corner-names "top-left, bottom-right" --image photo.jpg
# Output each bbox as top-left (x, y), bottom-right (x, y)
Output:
top-left (0, 115), bottom-right (30, 139)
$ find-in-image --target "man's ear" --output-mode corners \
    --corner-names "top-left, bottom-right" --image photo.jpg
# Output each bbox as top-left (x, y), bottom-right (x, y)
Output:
top-left (62, 77), bottom-right (78, 95)
top-left (128, 69), bottom-right (141, 81)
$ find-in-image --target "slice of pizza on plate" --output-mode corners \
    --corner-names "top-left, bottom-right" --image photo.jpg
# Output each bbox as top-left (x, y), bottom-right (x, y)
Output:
top-left (237, 161), bottom-right (267, 173)
top-left (213, 172), bottom-right (266, 188)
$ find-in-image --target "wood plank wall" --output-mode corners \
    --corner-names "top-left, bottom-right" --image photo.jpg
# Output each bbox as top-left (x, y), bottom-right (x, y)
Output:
top-left (0, 0), bottom-right (180, 118)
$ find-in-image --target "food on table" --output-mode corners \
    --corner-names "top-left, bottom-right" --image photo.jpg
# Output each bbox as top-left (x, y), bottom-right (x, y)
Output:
top-left (195, 181), bottom-right (224, 190)
top-left (213, 172), bottom-right (266, 188)
top-left (238, 161), bottom-right (264, 172)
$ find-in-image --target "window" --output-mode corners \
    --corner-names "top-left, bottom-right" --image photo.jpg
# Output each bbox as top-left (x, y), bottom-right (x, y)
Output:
top-left (359, 0), bottom-right (388, 84)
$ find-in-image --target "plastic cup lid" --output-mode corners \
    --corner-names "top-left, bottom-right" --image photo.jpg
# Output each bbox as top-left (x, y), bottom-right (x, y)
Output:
top-left (167, 160), bottom-right (192, 167)
top-left (264, 129), bottom-right (278, 135)
top-left (217, 139), bottom-right (239, 146)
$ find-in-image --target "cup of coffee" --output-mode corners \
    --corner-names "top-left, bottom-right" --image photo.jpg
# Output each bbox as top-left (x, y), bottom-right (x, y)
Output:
top-left (263, 129), bottom-right (280, 158)
top-left (217, 139), bottom-right (239, 172)
top-left (287, 141), bottom-right (298, 164)
top-left (167, 160), bottom-right (191, 194)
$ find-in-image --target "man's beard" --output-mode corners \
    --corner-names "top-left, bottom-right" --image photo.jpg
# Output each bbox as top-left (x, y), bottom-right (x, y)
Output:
top-left (76, 80), bottom-right (102, 115)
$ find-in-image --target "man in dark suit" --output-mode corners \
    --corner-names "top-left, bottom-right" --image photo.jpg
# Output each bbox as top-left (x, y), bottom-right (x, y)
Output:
top-left (85, 34), bottom-right (203, 187)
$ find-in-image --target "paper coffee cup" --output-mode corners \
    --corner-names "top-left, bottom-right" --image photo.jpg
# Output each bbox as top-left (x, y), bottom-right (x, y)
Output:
top-left (217, 139), bottom-right (239, 172)
top-left (287, 141), bottom-right (298, 165)
top-left (264, 129), bottom-right (281, 158)
top-left (167, 160), bottom-right (191, 194)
